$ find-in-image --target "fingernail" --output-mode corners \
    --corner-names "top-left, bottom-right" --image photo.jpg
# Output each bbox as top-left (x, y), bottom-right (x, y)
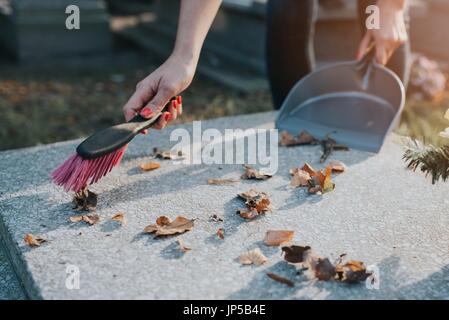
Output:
top-left (164, 113), bottom-right (172, 121)
top-left (140, 107), bottom-right (153, 118)
top-left (172, 100), bottom-right (177, 109)
top-left (177, 96), bottom-right (182, 105)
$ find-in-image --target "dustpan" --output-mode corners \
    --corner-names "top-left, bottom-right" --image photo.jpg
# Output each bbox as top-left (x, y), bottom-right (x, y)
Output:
top-left (275, 47), bottom-right (405, 152)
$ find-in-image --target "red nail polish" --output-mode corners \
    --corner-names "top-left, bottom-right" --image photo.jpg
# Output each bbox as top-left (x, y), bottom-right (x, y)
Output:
top-left (177, 96), bottom-right (182, 105)
top-left (140, 107), bottom-right (153, 118)
top-left (164, 113), bottom-right (172, 121)
top-left (172, 100), bottom-right (177, 109)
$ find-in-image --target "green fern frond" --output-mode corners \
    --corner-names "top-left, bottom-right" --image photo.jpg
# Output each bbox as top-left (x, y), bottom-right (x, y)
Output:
top-left (403, 138), bottom-right (449, 184)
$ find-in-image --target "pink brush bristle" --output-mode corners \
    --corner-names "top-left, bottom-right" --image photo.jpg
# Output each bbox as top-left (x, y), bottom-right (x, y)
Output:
top-left (51, 145), bottom-right (127, 192)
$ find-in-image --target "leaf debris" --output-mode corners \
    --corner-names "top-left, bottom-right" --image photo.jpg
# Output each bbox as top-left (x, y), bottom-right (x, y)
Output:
top-left (241, 165), bottom-right (272, 180)
top-left (216, 228), bottom-right (225, 240)
top-left (281, 245), bottom-right (371, 283)
top-left (239, 248), bottom-right (267, 265)
top-left (139, 162), bottom-right (160, 172)
top-left (207, 178), bottom-right (239, 185)
top-left (264, 230), bottom-right (294, 247)
top-left (279, 130), bottom-right (318, 147)
top-left (72, 187), bottom-right (97, 211)
top-left (69, 213), bottom-right (100, 225)
top-left (266, 272), bottom-right (295, 287)
top-left (111, 212), bottom-right (127, 226)
top-left (209, 214), bottom-right (224, 222)
top-left (24, 233), bottom-right (46, 247)
top-left (237, 189), bottom-right (271, 219)
top-left (143, 216), bottom-right (194, 237)
top-left (153, 147), bottom-right (184, 160)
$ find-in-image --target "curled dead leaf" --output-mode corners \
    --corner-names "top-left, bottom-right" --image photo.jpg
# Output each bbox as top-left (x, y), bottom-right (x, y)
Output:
top-left (264, 230), bottom-right (295, 247)
top-left (289, 168), bottom-right (311, 188)
top-left (279, 130), bottom-right (318, 147)
top-left (207, 178), bottom-right (239, 185)
top-left (237, 189), bottom-right (271, 219)
top-left (328, 160), bottom-right (346, 173)
top-left (153, 148), bottom-right (184, 160)
top-left (72, 187), bottom-right (97, 211)
top-left (209, 214), bottom-right (224, 222)
top-left (282, 245), bottom-right (312, 264)
top-left (70, 213), bottom-right (100, 225)
top-left (216, 228), bottom-right (225, 240)
top-left (177, 237), bottom-right (191, 253)
top-left (239, 248), bottom-right (267, 266)
top-left (143, 216), bottom-right (194, 237)
top-left (266, 272), bottom-right (295, 287)
top-left (139, 162), bottom-right (160, 172)
top-left (24, 233), bottom-right (46, 247)
top-left (111, 212), bottom-right (127, 226)
top-left (336, 260), bottom-right (371, 283)
top-left (241, 165), bottom-right (272, 180)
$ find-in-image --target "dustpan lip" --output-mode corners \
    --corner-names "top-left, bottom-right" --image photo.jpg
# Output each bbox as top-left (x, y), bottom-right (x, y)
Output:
top-left (275, 59), bottom-right (406, 150)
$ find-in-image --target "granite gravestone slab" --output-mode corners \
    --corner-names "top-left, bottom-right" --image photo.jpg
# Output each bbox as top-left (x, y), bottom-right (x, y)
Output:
top-left (1, 112), bottom-right (449, 299)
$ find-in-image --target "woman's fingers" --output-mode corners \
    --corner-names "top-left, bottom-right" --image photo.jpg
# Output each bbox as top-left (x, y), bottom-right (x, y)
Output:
top-left (168, 99), bottom-right (178, 120)
top-left (356, 31), bottom-right (372, 60)
top-left (152, 112), bottom-right (172, 130)
top-left (176, 95), bottom-right (183, 115)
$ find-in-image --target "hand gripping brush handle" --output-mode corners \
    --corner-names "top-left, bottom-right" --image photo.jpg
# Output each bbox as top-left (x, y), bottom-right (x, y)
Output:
top-left (51, 96), bottom-right (180, 192)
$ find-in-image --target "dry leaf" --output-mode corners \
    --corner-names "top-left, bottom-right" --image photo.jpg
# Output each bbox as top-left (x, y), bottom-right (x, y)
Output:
top-left (279, 130), bottom-right (318, 147)
top-left (139, 162), bottom-right (160, 172)
top-left (176, 237), bottom-right (191, 253)
top-left (241, 165), bottom-right (272, 180)
top-left (314, 258), bottom-right (337, 281)
top-left (70, 213), bottom-right (100, 225)
top-left (207, 178), bottom-right (239, 185)
top-left (111, 212), bottom-right (127, 226)
top-left (72, 187), bottom-right (97, 211)
top-left (209, 214), bottom-right (223, 222)
top-left (301, 163), bottom-right (318, 177)
top-left (236, 209), bottom-right (259, 220)
top-left (143, 216), bottom-right (194, 237)
top-left (239, 248), bottom-right (267, 265)
top-left (321, 166), bottom-right (335, 193)
top-left (328, 160), bottom-right (346, 173)
top-left (216, 228), bottom-right (225, 240)
top-left (24, 233), bottom-right (46, 247)
top-left (264, 230), bottom-right (295, 246)
top-left (266, 272), bottom-right (295, 287)
top-left (336, 260), bottom-right (371, 283)
top-left (289, 168), bottom-right (311, 188)
top-left (282, 245), bottom-right (312, 263)
top-left (320, 135), bottom-right (349, 163)
top-left (153, 148), bottom-right (184, 160)
top-left (237, 189), bottom-right (271, 219)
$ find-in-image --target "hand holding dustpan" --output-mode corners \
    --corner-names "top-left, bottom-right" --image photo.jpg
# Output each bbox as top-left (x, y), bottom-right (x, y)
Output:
top-left (275, 46), bottom-right (405, 153)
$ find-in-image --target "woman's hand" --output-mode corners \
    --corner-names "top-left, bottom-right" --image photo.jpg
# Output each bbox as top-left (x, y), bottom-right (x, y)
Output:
top-left (357, 0), bottom-right (407, 65)
top-left (122, 54), bottom-right (194, 130)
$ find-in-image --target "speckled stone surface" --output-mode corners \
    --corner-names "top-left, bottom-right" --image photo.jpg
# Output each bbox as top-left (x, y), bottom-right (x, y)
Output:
top-left (1, 111), bottom-right (449, 300)
top-left (0, 240), bottom-right (26, 300)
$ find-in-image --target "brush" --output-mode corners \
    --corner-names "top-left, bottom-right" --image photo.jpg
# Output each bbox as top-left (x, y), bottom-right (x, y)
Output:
top-left (51, 96), bottom-right (181, 192)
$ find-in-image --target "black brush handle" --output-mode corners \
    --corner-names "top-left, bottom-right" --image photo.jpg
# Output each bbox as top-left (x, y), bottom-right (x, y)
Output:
top-left (76, 97), bottom-right (177, 159)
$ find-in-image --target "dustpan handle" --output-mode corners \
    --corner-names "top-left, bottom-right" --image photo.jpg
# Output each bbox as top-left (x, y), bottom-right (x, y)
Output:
top-left (355, 45), bottom-right (376, 78)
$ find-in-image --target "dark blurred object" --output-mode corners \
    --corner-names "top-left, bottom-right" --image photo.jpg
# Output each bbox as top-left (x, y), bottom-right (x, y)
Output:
top-left (105, 0), bottom-right (154, 15)
top-left (3, 0), bottom-right (111, 62)
top-left (319, 0), bottom-right (346, 10)
top-left (409, 54), bottom-right (447, 101)
top-left (0, 0), bottom-right (18, 61)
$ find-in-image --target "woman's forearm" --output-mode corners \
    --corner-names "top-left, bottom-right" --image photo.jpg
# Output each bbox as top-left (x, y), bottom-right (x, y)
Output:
top-left (172, 0), bottom-right (222, 66)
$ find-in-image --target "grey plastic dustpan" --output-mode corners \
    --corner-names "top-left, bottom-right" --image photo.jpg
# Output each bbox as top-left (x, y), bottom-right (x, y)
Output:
top-left (275, 48), bottom-right (405, 153)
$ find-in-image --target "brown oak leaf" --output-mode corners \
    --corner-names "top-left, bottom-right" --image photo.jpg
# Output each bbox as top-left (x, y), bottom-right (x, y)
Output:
top-left (143, 216), bottom-right (194, 237)
top-left (241, 165), bottom-right (272, 180)
top-left (111, 212), bottom-right (127, 226)
top-left (70, 213), bottom-right (100, 225)
top-left (264, 230), bottom-right (295, 246)
top-left (24, 233), bottom-right (46, 247)
top-left (266, 272), bottom-right (295, 287)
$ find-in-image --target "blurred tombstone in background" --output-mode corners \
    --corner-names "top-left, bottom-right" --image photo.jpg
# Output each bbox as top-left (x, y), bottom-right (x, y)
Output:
top-left (0, 0), bottom-right (112, 62)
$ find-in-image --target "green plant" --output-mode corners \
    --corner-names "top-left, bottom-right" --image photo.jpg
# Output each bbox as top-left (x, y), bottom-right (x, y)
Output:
top-left (403, 109), bottom-right (449, 183)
